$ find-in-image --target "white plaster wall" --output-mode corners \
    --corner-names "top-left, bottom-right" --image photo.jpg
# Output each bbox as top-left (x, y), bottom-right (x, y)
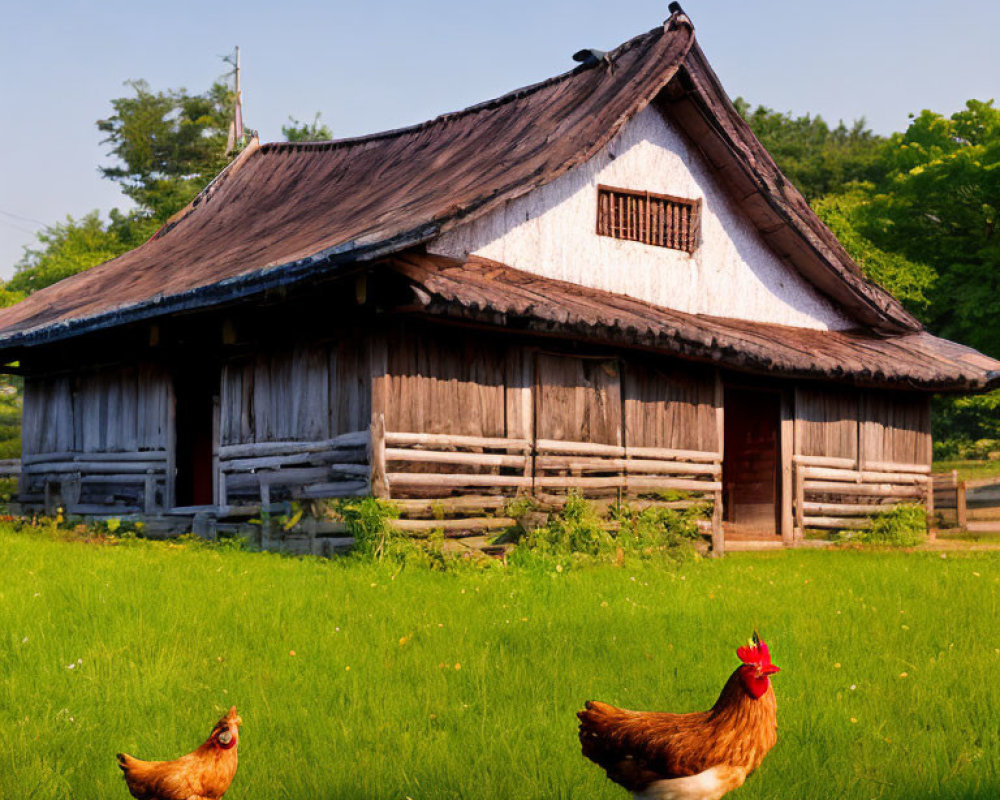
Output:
top-left (429, 106), bottom-right (852, 331)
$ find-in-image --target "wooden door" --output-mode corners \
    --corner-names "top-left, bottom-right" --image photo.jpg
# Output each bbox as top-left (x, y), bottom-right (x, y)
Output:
top-left (723, 387), bottom-right (781, 535)
top-left (173, 366), bottom-right (218, 507)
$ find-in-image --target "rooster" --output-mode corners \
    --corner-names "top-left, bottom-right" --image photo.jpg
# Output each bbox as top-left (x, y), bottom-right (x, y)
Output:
top-left (578, 634), bottom-right (779, 800)
top-left (117, 706), bottom-right (242, 800)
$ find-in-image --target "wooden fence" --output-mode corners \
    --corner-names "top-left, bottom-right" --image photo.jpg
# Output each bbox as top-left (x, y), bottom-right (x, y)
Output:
top-left (793, 454), bottom-right (932, 539)
top-left (219, 429), bottom-right (371, 508)
top-left (20, 451), bottom-right (167, 514)
top-left (933, 471), bottom-right (1000, 533)
top-left (380, 427), bottom-right (723, 546)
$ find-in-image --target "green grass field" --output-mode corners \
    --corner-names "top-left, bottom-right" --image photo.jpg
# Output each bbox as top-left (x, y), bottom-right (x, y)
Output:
top-left (2, 527), bottom-right (999, 799)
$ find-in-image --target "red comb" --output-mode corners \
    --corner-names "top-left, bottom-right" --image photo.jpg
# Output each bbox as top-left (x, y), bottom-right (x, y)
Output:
top-left (737, 633), bottom-right (772, 666)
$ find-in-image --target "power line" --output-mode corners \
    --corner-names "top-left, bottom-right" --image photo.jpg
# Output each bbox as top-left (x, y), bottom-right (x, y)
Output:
top-left (0, 217), bottom-right (38, 236)
top-left (0, 209), bottom-right (46, 228)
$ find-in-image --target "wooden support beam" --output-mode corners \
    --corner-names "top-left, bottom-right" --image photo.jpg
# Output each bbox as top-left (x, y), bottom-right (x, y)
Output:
top-left (217, 431), bottom-right (369, 460)
top-left (369, 414), bottom-right (389, 500)
top-left (535, 438), bottom-right (720, 463)
top-left (780, 391), bottom-right (793, 547)
top-left (956, 479), bottom-right (968, 531)
top-left (803, 516), bottom-right (872, 530)
top-left (534, 456), bottom-right (720, 475)
top-left (803, 480), bottom-right (924, 498)
top-left (792, 454), bottom-right (856, 470)
top-left (23, 450), bottom-right (168, 465)
top-left (386, 431), bottom-right (531, 452)
top-left (534, 476), bottom-right (721, 491)
top-left (390, 496), bottom-right (511, 517)
top-left (794, 465), bottom-right (805, 541)
top-left (296, 481), bottom-right (370, 499)
top-left (387, 473), bottom-right (532, 489)
top-left (712, 489), bottom-right (724, 557)
top-left (926, 478), bottom-right (936, 542)
top-left (803, 501), bottom-right (896, 516)
top-left (385, 448), bottom-right (526, 469)
top-left (799, 466), bottom-right (928, 485)
top-left (393, 517), bottom-right (515, 535)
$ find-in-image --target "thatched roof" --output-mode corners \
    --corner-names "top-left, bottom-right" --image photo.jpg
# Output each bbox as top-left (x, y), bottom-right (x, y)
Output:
top-left (384, 253), bottom-right (1000, 392)
top-left (0, 7), bottom-right (923, 356)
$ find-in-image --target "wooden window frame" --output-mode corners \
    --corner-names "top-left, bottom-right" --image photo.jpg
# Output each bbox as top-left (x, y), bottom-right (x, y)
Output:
top-left (596, 184), bottom-right (701, 253)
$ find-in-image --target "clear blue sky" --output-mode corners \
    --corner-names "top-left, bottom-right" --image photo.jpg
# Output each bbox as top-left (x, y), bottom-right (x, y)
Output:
top-left (0, 0), bottom-right (997, 278)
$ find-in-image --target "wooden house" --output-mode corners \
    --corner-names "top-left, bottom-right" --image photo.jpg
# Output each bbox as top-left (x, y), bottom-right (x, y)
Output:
top-left (1, 7), bottom-right (998, 553)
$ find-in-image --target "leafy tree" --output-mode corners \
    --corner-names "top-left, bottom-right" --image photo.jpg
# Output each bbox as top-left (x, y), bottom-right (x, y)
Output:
top-left (8, 211), bottom-right (155, 295)
top-left (843, 101), bottom-right (1000, 355)
top-left (8, 79), bottom-right (241, 295)
top-left (97, 79), bottom-right (237, 221)
top-left (735, 99), bottom-right (887, 200)
top-left (813, 187), bottom-right (935, 314)
top-left (282, 113), bottom-right (332, 142)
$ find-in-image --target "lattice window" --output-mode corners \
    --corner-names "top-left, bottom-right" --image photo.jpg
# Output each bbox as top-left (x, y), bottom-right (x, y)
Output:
top-left (596, 185), bottom-right (701, 253)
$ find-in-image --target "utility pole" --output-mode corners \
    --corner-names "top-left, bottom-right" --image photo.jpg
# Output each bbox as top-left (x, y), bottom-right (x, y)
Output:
top-left (225, 46), bottom-right (244, 154)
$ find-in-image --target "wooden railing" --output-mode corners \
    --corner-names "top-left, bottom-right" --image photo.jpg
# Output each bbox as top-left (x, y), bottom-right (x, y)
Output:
top-left (533, 439), bottom-right (721, 497)
top-left (218, 430), bottom-right (370, 508)
top-left (793, 454), bottom-right (931, 536)
top-left (21, 450), bottom-right (168, 514)
top-left (383, 431), bottom-right (532, 495)
top-left (382, 430), bottom-right (723, 545)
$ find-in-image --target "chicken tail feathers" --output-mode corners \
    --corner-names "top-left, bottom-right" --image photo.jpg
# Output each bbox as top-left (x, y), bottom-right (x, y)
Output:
top-left (578, 701), bottom-right (626, 759)
top-left (116, 752), bottom-right (133, 772)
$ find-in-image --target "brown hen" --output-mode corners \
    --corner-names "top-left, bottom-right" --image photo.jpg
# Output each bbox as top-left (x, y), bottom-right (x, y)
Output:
top-left (578, 634), bottom-right (778, 800)
top-left (117, 706), bottom-right (242, 800)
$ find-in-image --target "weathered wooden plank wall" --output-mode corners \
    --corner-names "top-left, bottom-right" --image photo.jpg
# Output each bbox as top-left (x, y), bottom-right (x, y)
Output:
top-left (536, 354), bottom-right (622, 446)
top-left (792, 385), bottom-right (932, 539)
top-left (23, 366), bottom-right (170, 456)
top-left (795, 387), bottom-right (931, 467)
top-left (796, 388), bottom-right (859, 460)
top-left (623, 360), bottom-right (717, 451)
top-left (386, 331), bottom-right (507, 438)
top-left (220, 340), bottom-right (370, 446)
top-left (380, 328), bottom-right (720, 454)
top-left (21, 365), bottom-right (172, 513)
top-left (861, 391), bottom-right (931, 466)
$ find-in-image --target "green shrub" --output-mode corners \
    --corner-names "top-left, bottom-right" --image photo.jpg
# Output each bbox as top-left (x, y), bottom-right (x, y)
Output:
top-left (511, 493), bottom-right (707, 567)
top-left (335, 497), bottom-right (400, 561)
top-left (838, 504), bottom-right (927, 547)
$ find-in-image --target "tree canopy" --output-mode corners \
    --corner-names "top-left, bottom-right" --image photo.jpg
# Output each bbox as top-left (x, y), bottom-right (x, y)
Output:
top-left (733, 99), bottom-right (887, 201)
top-left (282, 113), bottom-right (332, 142)
top-left (96, 79), bottom-right (236, 222)
top-left (742, 98), bottom-right (1000, 453)
top-left (6, 78), bottom-right (242, 296)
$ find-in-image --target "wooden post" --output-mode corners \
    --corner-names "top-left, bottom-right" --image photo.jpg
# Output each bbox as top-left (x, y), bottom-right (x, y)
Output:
top-left (259, 481), bottom-right (272, 549)
top-left (43, 480), bottom-right (55, 517)
top-left (369, 414), bottom-right (389, 500)
top-left (956, 477), bottom-right (967, 531)
top-left (369, 333), bottom-right (389, 500)
top-left (926, 476), bottom-right (937, 542)
top-left (780, 391), bottom-right (794, 547)
top-left (143, 471), bottom-right (155, 514)
top-left (165, 381), bottom-right (177, 510)
top-left (794, 467), bottom-right (805, 542)
top-left (212, 393), bottom-right (222, 509)
top-left (792, 388), bottom-right (803, 541)
top-left (525, 349), bottom-right (536, 495)
top-left (711, 488), bottom-right (724, 557)
top-left (713, 370), bottom-right (724, 556)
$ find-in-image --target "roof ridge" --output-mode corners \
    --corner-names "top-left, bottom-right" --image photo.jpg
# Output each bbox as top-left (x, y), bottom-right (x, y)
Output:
top-left (258, 26), bottom-right (667, 156)
top-left (149, 135), bottom-right (263, 241)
